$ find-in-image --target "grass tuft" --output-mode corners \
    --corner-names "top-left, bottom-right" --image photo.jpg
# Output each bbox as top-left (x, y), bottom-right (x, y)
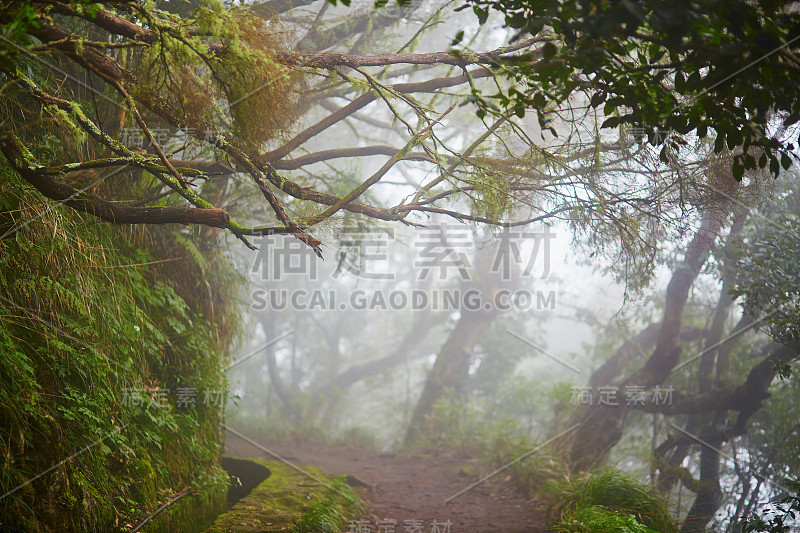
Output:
top-left (555, 505), bottom-right (659, 533)
top-left (547, 470), bottom-right (677, 533)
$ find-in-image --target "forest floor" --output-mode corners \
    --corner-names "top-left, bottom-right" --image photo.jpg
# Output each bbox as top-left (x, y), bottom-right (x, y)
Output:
top-left (225, 436), bottom-right (547, 532)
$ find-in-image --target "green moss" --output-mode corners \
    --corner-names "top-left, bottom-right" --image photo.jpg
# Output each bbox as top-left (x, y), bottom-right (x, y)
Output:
top-left (143, 478), bottom-right (228, 533)
top-left (205, 459), bottom-right (363, 533)
top-left (0, 167), bottom-right (240, 531)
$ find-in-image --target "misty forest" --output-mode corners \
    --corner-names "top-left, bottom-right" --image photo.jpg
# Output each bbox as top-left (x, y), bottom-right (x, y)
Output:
top-left (1, 0), bottom-right (799, 532)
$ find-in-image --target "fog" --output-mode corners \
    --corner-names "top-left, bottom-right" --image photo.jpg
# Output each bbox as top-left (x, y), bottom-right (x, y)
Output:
top-left (2, 0), bottom-right (798, 531)
top-left (212, 2), bottom-right (800, 531)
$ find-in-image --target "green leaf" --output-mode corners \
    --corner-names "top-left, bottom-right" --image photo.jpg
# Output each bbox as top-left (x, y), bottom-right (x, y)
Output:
top-left (732, 160), bottom-right (744, 180)
top-left (674, 71), bottom-right (685, 92)
top-left (473, 6), bottom-right (488, 24)
top-left (714, 133), bottom-right (726, 153)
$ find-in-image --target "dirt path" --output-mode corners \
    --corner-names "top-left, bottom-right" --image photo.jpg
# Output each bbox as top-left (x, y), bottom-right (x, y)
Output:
top-left (225, 437), bottom-right (547, 532)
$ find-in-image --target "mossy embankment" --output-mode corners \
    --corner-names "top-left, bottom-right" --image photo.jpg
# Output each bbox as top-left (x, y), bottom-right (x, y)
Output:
top-left (0, 169), bottom-right (241, 531)
top-left (206, 458), bottom-right (363, 533)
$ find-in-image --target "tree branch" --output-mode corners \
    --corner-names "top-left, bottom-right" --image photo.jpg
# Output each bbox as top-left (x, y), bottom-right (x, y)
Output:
top-left (0, 133), bottom-right (230, 227)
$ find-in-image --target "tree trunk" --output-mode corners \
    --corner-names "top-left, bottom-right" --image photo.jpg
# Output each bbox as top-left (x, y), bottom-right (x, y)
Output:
top-left (567, 169), bottom-right (738, 469)
top-left (681, 441), bottom-right (722, 533)
top-left (404, 234), bottom-right (511, 445)
top-left (257, 311), bottom-right (300, 421)
top-left (403, 303), bottom-right (498, 444)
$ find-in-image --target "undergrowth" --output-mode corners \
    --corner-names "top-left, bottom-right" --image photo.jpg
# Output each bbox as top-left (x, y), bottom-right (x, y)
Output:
top-left (416, 395), bottom-right (678, 532)
top-left (291, 478), bottom-right (362, 533)
top-left (0, 168), bottom-right (242, 531)
top-left (553, 505), bottom-right (659, 533)
top-left (547, 470), bottom-right (677, 533)
top-left (416, 393), bottom-right (570, 496)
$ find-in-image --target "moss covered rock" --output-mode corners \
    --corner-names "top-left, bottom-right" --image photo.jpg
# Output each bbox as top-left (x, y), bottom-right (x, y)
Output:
top-left (205, 458), bottom-right (363, 533)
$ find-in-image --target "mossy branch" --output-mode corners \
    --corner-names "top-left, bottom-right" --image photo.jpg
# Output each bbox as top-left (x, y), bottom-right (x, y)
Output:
top-left (0, 132), bottom-right (230, 228)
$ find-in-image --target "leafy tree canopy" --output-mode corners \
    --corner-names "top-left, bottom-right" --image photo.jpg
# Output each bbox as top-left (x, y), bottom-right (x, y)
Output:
top-left (464, 0), bottom-right (800, 178)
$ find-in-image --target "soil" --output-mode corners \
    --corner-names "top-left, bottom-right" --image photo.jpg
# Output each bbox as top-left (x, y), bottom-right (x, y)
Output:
top-left (225, 436), bottom-right (547, 533)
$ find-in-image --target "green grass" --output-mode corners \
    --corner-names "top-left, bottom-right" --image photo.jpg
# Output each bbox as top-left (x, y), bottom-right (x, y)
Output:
top-left (291, 497), bottom-right (348, 533)
top-left (554, 505), bottom-right (659, 533)
top-left (547, 470), bottom-right (677, 533)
